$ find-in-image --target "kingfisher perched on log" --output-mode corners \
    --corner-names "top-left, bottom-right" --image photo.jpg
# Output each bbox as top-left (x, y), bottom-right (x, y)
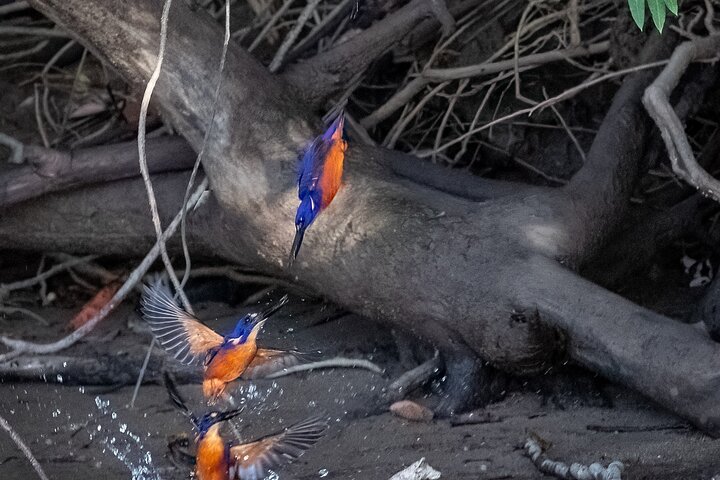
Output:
top-left (164, 373), bottom-right (327, 480)
top-left (290, 111), bottom-right (347, 265)
top-left (141, 278), bottom-right (312, 404)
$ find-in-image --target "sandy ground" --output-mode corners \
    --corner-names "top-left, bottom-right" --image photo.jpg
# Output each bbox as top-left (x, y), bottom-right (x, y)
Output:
top-left (1, 279), bottom-right (719, 480)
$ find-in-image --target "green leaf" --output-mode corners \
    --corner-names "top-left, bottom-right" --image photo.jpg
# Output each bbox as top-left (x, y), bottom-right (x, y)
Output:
top-left (664, 0), bottom-right (678, 16)
top-left (647, 0), bottom-right (666, 32)
top-left (628, 0), bottom-right (646, 30)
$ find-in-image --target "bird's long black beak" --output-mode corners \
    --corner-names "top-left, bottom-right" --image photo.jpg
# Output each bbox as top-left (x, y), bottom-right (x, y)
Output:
top-left (289, 226), bottom-right (306, 267)
top-left (258, 294), bottom-right (289, 321)
top-left (214, 406), bottom-right (245, 425)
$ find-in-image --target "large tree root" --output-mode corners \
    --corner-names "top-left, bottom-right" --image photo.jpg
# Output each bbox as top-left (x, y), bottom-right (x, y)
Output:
top-left (8, 0), bottom-right (719, 435)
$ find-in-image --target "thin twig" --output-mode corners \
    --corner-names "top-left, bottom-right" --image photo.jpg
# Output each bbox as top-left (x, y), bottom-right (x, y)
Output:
top-left (0, 1), bottom-right (30, 16)
top-left (0, 255), bottom-right (96, 299)
top-left (0, 40), bottom-right (49, 62)
top-left (0, 26), bottom-right (69, 37)
top-left (0, 412), bottom-right (50, 480)
top-left (0, 307), bottom-right (49, 326)
top-left (268, 0), bottom-right (322, 73)
top-left (130, 337), bottom-right (154, 408)
top-left (263, 357), bottom-right (384, 378)
top-left (248, 0), bottom-right (294, 52)
top-left (136, 0), bottom-right (193, 314)
top-left (421, 59), bottom-right (669, 157)
top-left (180, 0), bottom-right (231, 292)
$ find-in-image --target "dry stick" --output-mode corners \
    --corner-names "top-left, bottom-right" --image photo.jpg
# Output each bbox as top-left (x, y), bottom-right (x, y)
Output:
top-left (642, 35), bottom-right (720, 204)
top-left (0, 177), bottom-right (209, 363)
top-left (545, 87), bottom-right (586, 163)
top-left (0, 1), bottom-right (30, 16)
top-left (0, 412), bottom-right (50, 480)
top-left (0, 307), bottom-right (49, 326)
top-left (41, 39), bottom-right (77, 138)
top-left (432, 79), bottom-right (468, 162)
top-left (33, 85), bottom-right (50, 148)
top-left (263, 358), bottom-right (384, 379)
top-left (268, 0), bottom-right (322, 73)
top-left (361, 41), bottom-right (609, 129)
top-left (248, 0), bottom-right (294, 52)
top-left (129, 337), bottom-right (154, 408)
top-left (420, 59), bottom-right (670, 158)
top-left (524, 437), bottom-right (623, 480)
top-left (288, 0), bottom-right (355, 58)
top-left (0, 132), bottom-right (24, 164)
top-left (0, 255), bottom-right (95, 299)
top-left (0, 26), bottom-right (69, 37)
top-left (0, 40), bottom-right (49, 62)
top-left (179, 0), bottom-right (231, 291)
top-left (136, 0), bottom-right (193, 314)
top-left (386, 352), bottom-right (441, 403)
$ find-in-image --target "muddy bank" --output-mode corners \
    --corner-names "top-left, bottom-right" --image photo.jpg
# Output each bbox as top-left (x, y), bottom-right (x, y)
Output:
top-left (0, 294), bottom-right (719, 479)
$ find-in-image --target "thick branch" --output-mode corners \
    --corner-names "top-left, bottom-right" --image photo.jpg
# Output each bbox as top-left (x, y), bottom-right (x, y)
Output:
top-left (0, 136), bottom-right (194, 208)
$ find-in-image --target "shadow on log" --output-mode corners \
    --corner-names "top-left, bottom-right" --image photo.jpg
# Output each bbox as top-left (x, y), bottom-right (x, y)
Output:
top-left (2, 0), bottom-right (718, 434)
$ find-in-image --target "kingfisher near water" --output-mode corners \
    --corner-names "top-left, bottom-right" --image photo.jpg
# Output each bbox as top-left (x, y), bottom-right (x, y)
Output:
top-left (290, 111), bottom-right (347, 265)
top-left (164, 373), bottom-right (327, 480)
top-left (141, 278), bottom-right (312, 404)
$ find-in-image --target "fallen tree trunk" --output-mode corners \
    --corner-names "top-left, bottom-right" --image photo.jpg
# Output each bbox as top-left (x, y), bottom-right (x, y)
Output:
top-left (7, 0), bottom-right (719, 434)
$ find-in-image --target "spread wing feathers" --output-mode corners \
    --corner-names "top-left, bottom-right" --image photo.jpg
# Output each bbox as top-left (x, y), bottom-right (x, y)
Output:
top-left (228, 417), bottom-right (328, 480)
top-left (241, 349), bottom-right (321, 380)
top-left (140, 279), bottom-right (223, 366)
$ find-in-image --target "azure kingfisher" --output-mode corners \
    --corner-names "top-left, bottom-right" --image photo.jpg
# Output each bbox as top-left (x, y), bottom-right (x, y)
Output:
top-left (290, 111), bottom-right (347, 265)
top-left (141, 278), bottom-right (311, 404)
top-left (164, 373), bottom-right (327, 480)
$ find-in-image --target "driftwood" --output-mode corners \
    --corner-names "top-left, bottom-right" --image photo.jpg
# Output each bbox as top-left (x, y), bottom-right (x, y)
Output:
top-left (0, 0), bottom-right (717, 435)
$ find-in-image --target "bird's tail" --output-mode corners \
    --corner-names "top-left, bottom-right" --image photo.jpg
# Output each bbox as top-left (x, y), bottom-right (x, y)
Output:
top-left (288, 227), bottom-right (306, 267)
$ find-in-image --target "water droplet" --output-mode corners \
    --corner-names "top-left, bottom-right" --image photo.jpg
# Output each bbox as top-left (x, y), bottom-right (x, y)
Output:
top-left (318, 468), bottom-right (329, 477)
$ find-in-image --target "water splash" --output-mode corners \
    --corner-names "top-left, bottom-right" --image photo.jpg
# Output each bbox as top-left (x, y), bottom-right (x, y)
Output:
top-left (93, 396), bottom-right (160, 480)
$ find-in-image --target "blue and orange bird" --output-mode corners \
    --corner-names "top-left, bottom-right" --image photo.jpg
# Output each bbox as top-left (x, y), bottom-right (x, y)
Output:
top-left (141, 278), bottom-right (311, 404)
top-left (164, 373), bottom-right (327, 480)
top-left (290, 111), bottom-right (347, 264)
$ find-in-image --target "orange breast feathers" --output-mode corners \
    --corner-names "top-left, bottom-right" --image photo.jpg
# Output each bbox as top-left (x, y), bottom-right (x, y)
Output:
top-left (196, 425), bottom-right (229, 480)
top-left (318, 129), bottom-right (347, 209)
top-left (203, 341), bottom-right (258, 399)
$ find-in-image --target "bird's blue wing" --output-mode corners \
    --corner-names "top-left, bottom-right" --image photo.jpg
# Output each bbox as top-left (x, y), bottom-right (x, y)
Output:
top-left (140, 278), bottom-right (223, 366)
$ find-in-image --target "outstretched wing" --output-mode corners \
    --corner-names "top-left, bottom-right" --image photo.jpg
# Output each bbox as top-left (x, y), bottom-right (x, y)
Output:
top-left (228, 417), bottom-right (327, 480)
top-left (140, 278), bottom-right (223, 366)
top-left (241, 349), bottom-right (320, 380)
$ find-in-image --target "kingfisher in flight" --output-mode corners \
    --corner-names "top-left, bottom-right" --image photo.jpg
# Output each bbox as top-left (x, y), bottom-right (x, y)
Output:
top-left (141, 278), bottom-right (313, 404)
top-left (290, 111), bottom-right (347, 265)
top-left (164, 373), bottom-right (327, 480)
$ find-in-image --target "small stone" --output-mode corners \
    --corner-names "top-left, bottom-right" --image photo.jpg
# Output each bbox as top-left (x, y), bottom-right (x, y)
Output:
top-left (390, 400), bottom-right (434, 422)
